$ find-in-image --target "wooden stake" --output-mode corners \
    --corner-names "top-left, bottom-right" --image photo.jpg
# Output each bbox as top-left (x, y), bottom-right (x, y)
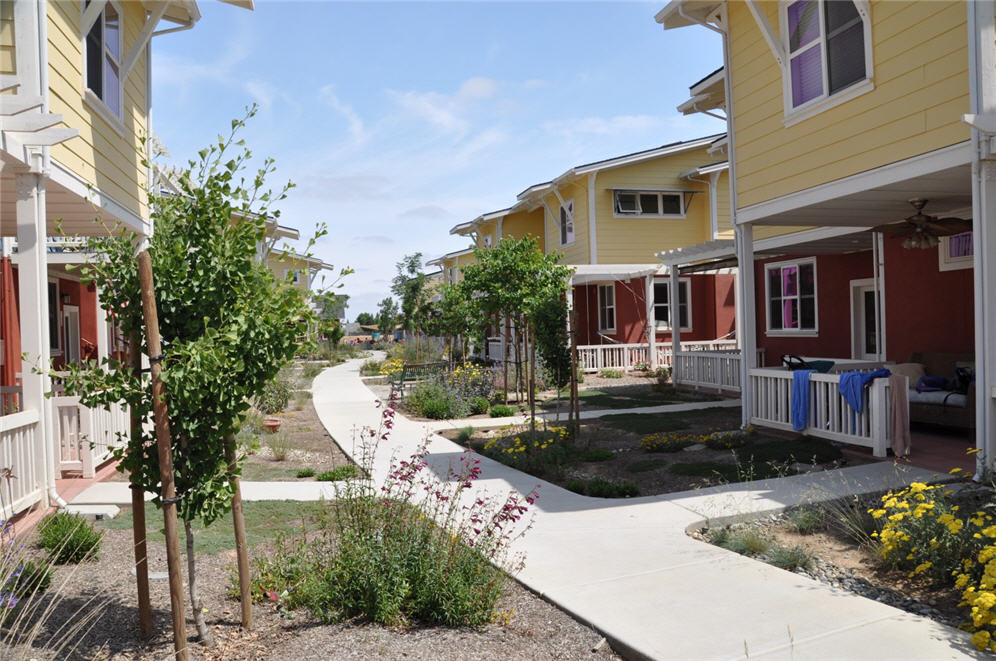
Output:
top-left (128, 336), bottom-right (153, 639)
top-left (569, 306), bottom-right (580, 437)
top-left (137, 250), bottom-right (188, 661)
top-left (225, 433), bottom-right (252, 628)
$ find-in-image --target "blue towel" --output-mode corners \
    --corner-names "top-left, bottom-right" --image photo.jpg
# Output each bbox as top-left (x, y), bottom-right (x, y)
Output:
top-left (838, 368), bottom-right (891, 414)
top-left (791, 369), bottom-right (813, 431)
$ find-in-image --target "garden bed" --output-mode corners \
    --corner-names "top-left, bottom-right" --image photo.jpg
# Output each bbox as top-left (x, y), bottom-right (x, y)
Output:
top-left (446, 407), bottom-right (870, 497)
top-left (17, 503), bottom-right (620, 660)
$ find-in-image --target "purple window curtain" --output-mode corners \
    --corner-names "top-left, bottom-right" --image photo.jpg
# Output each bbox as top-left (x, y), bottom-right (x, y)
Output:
top-left (788, 0), bottom-right (819, 50)
top-left (949, 231), bottom-right (973, 258)
top-left (791, 47), bottom-right (823, 107)
top-left (782, 266), bottom-right (798, 297)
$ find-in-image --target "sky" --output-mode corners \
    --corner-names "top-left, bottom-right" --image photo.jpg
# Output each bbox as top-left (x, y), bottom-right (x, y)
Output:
top-left (150, 1), bottom-right (723, 319)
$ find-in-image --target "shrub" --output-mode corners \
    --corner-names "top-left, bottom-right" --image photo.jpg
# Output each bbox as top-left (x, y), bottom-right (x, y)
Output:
top-left (715, 528), bottom-right (769, 557)
top-left (567, 477), bottom-right (638, 498)
top-left (296, 468), bottom-right (316, 478)
top-left (268, 432), bottom-right (291, 462)
top-left (474, 425), bottom-right (574, 481)
top-left (469, 396), bottom-right (490, 415)
top-left (598, 369), bottom-right (623, 379)
top-left (359, 359), bottom-right (383, 376)
top-left (766, 545), bottom-right (813, 571)
top-left (581, 449), bottom-right (614, 462)
top-left (627, 458), bottom-right (667, 473)
top-left (291, 390), bottom-right (313, 411)
top-left (456, 426), bottom-right (475, 444)
top-left (37, 512), bottom-right (103, 564)
top-left (654, 365), bottom-right (671, 384)
top-left (408, 381), bottom-right (468, 420)
top-left (7, 558), bottom-right (54, 602)
top-left (633, 362), bottom-right (650, 372)
top-left (316, 465), bottom-right (361, 481)
top-left (445, 363), bottom-right (495, 401)
top-left (302, 363), bottom-right (324, 380)
top-left (703, 428), bottom-right (753, 450)
top-left (255, 376), bottom-right (292, 414)
top-left (489, 404), bottom-right (515, 418)
top-left (787, 507), bottom-right (823, 535)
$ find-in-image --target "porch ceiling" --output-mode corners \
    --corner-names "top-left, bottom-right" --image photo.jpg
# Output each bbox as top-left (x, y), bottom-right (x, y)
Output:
top-left (741, 161), bottom-right (972, 227)
top-left (0, 168), bottom-right (143, 238)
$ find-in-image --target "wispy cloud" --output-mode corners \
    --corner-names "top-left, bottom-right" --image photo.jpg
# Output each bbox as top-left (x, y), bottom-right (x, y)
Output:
top-left (386, 76), bottom-right (501, 140)
top-left (399, 205), bottom-right (450, 220)
top-left (319, 86), bottom-right (367, 144)
top-left (297, 174), bottom-right (393, 202)
top-left (542, 114), bottom-right (675, 137)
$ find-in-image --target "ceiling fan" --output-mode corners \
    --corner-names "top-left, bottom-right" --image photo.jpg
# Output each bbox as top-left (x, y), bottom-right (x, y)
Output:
top-left (871, 198), bottom-right (972, 249)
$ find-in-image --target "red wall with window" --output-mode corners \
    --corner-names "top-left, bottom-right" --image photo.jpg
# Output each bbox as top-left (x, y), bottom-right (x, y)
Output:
top-left (572, 274), bottom-right (737, 346)
top-left (754, 252), bottom-right (873, 366)
top-left (882, 235), bottom-right (974, 361)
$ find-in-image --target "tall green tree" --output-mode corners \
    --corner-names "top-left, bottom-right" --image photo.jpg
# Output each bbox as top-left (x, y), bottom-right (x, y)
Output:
top-left (377, 297), bottom-right (399, 338)
top-left (59, 108), bottom-right (326, 642)
top-left (391, 252), bottom-right (432, 356)
top-left (355, 312), bottom-right (376, 326)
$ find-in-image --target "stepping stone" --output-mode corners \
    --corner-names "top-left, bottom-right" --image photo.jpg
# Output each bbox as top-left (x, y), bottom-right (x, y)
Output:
top-left (130, 567), bottom-right (169, 580)
top-left (64, 504), bottom-right (120, 521)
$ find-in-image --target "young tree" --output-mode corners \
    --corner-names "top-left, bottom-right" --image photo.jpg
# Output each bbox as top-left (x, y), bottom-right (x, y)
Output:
top-left (377, 297), bottom-right (399, 339)
top-left (60, 108), bottom-right (320, 643)
top-left (391, 252), bottom-right (431, 356)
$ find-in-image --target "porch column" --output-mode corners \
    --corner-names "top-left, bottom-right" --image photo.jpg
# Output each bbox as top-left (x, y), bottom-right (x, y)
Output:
top-left (969, 0), bottom-right (996, 471)
top-left (669, 267), bottom-right (681, 381)
top-left (735, 223), bottom-right (757, 427)
top-left (15, 173), bottom-right (54, 504)
top-left (95, 286), bottom-right (109, 362)
top-left (646, 275), bottom-right (657, 368)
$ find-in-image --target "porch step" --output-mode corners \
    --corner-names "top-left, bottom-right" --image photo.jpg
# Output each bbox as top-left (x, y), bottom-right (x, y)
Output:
top-left (64, 504), bottom-right (120, 521)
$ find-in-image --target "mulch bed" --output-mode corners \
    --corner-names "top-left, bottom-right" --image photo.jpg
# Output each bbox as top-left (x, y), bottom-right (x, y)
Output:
top-left (25, 526), bottom-right (621, 660)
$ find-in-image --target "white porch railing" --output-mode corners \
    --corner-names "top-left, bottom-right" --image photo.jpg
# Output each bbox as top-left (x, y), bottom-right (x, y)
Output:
top-left (748, 368), bottom-right (891, 457)
top-left (51, 396), bottom-right (129, 478)
top-left (0, 410), bottom-right (44, 517)
top-left (576, 339), bottom-right (738, 373)
top-left (672, 349), bottom-right (767, 392)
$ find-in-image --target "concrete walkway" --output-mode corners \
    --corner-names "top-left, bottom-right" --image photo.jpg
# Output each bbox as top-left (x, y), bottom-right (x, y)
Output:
top-left (311, 358), bottom-right (979, 661)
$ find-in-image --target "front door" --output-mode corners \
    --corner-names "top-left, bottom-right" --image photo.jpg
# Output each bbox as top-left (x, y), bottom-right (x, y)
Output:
top-left (850, 280), bottom-right (878, 360)
top-left (62, 305), bottom-right (80, 365)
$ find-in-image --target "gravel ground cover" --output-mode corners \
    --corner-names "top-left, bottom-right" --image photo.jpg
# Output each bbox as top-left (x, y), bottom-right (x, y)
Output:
top-left (21, 521), bottom-right (620, 660)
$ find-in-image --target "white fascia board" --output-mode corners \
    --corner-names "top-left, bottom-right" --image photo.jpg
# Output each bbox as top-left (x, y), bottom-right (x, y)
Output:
top-left (480, 207), bottom-right (512, 222)
top-left (690, 69), bottom-right (725, 95)
top-left (679, 161), bottom-right (729, 179)
top-left (449, 221), bottom-right (476, 236)
top-left (573, 135), bottom-right (722, 176)
top-left (655, 0), bottom-right (721, 29)
top-left (737, 141), bottom-right (973, 225)
top-left (753, 226), bottom-right (869, 252)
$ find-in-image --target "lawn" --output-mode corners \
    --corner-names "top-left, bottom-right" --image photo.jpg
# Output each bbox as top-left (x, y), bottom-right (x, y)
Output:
top-left (540, 384), bottom-right (721, 412)
top-left (99, 500), bottom-right (314, 555)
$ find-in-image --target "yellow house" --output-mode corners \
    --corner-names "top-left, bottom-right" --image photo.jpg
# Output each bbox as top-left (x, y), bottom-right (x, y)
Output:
top-left (0, 0), bottom-right (250, 516)
top-left (426, 247), bottom-right (477, 285)
top-left (657, 0), bottom-right (995, 465)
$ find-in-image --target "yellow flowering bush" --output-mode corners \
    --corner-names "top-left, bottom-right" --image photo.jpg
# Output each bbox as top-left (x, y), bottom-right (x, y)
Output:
top-left (446, 362), bottom-right (495, 401)
top-left (640, 427), bottom-right (751, 453)
top-left (379, 358), bottom-right (405, 378)
top-left (474, 422), bottom-right (574, 480)
top-left (870, 481), bottom-right (996, 651)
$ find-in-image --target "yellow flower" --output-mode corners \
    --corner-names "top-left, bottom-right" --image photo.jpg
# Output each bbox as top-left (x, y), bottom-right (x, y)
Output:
top-left (972, 630), bottom-right (991, 651)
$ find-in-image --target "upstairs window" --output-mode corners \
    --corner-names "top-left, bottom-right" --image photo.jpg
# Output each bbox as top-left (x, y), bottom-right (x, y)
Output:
top-left (653, 279), bottom-right (691, 330)
top-left (784, 0), bottom-right (870, 115)
top-left (84, 1), bottom-right (123, 118)
top-left (598, 284), bottom-right (615, 332)
top-left (559, 199), bottom-right (575, 246)
top-left (613, 191), bottom-right (685, 218)
top-left (766, 259), bottom-right (817, 332)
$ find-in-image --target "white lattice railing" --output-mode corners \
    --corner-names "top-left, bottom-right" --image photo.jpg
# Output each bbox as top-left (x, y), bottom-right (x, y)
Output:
top-left (52, 396), bottom-right (129, 478)
top-left (672, 349), bottom-right (767, 392)
top-left (576, 340), bottom-right (739, 373)
top-left (748, 368), bottom-right (892, 457)
top-left (0, 410), bottom-right (44, 517)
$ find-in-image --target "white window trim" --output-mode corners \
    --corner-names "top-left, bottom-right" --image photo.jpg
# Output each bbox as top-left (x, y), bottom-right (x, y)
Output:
top-left (652, 277), bottom-right (693, 332)
top-left (612, 190), bottom-right (687, 219)
top-left (598, 284), bottom-right (616, 333)
top-left (779, 0), bottom-right (874, 126)
top-left (938, 234), bottom-right (974, 272)
top-left (560, 199), bottom-right (576, 247)
top-left (81, 0), bottom-right (125, 127)
top-left (764, 256), bottom-right (819, 335)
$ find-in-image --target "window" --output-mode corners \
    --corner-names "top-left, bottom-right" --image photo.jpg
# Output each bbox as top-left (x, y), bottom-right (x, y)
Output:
top-left (48, 280), bottom-right (61, 354)
top-left (613, 190), bottom-right (685, 218)
top-left (939, 231), bottom-right (974, 272)
top-left (559, 199), bottom-right (575, 245)
top-left (284, 269), bottom-right (302, 285)
top-left (653, 279), bottom-right (691, 330)
top-left (766, 259), bottom-right (817, 332)
top-left (783, 0), bottom-right (870, 115)
top-left (483, 234), bottom-right (493, 249)
top-left (598, 284), bottom-right (615, 332)
top-left (84, 1), bottom-right (123, 118)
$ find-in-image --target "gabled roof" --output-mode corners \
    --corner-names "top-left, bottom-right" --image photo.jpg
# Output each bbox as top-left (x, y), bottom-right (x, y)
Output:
top-left (680, 161), bottom-right (729, 179)
top-left (426, 247), bottom-right (475, 267)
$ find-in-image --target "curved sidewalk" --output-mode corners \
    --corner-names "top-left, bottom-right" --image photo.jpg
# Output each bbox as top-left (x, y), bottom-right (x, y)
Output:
top-left (313, 358), bottom-right (980, 660)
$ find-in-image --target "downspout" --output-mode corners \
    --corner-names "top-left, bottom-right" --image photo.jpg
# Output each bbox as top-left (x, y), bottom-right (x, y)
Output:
top-left (587, 172), bottom-right (597, 264)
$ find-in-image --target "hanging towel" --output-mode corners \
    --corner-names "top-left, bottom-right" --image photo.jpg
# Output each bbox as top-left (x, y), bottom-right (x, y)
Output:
top-left (838, 368), bottom-right (892, 414)
top-left (889, 373), bottom-right (912, 457)
top-left (791, 369), bottom-right (814, 431)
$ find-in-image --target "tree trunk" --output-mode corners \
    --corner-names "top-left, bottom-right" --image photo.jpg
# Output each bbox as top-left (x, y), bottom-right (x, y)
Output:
top-left (184, 520), bottom-right (214, 646)
top-left (513, 319), bottom-right (521, 404)
top-left (503, 315), bottom-right (511, 404)
top-left (225, 434), bottom-right (252, 628)
top-left (569, 306), bottom-right (580, 440)
top-left (529, 322), bottom-right (537, 435)
top-left (128, 336), bottom-right (152, 639)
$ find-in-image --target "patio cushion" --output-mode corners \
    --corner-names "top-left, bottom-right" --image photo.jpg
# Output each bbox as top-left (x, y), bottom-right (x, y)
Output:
top-left (890, 362), bottom-right (925, 383)
top-left (907, 389), bottom-right (968, 408)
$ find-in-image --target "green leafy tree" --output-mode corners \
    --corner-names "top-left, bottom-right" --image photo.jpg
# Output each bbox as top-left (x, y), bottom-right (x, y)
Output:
top-left (59, 108), bottom-right (325, 642)
top-left (355, 312), bottom-right (376, 326)
top-left (429, 282), bottom-right (480, 360)
top-left (391, 252), bottom-right (432, 357)
top-left (377, 297), bottom-right (399, 339)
